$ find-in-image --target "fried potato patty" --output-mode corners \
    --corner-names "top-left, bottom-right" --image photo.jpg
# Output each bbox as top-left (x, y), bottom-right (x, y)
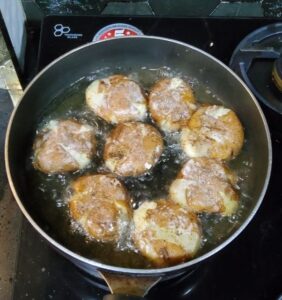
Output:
top-left (149, 77), bottom-right (197, 132)
top-left (33, 119), bottom-right (96, 174)
top-left (169, 158), bottom-right (239, 216)
top-left (69, 174), bottom-right (132, 242)
top-left (86, 75), bottom-right (147, 124)
top-left (133, 199), bottom-right (201, 267)
top-left (181, 105), bottom-right (244, 160)
top-left (104, 122), bottom-right (164, 177)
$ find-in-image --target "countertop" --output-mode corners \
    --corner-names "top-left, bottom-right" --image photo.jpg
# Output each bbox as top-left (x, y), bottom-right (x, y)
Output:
top-left (0, 30), bottom-right (23, 300)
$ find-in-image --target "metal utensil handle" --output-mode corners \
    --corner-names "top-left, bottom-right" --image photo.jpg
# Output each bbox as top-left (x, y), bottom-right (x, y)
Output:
top-left (103, 294), bottom-right (146, 300)
top-left (99, 271), bottom-right (161, 298)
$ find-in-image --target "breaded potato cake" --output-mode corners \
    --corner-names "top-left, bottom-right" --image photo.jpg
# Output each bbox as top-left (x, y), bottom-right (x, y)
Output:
top-left (133, 199), bottom-right (201, 267)
top-left (33, 119), bottom-right (96, 174)
top-left (148, 77), bottom-right (197, 132)
top-left (68, 174), bottom-right (132, 242)
top-left (169, 158), bottom-right (239, 216)
top-left (181, 105), bottom-right (244, 160)
top-left (86, 75), bottom-right (147, 124)
top-left (104, 122), bottom-right (163, 177)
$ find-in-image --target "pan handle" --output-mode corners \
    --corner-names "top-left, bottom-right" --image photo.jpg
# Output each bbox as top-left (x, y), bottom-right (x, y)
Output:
top-left (99, 271), bottom-right (162, 299)
top-left (103, 294), bottom-right (145, 300)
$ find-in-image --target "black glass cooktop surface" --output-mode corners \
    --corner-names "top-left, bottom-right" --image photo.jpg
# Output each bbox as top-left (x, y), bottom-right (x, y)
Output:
top-left (9, 17), bottom-right (282, 300)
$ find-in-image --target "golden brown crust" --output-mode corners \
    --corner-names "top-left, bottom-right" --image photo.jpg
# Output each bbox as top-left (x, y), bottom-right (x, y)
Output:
top-left (68, 174), bottom-right (132, 242)
top-left (181, 105), bottom-right (244, 160)
top-left (148, 78), bottom-right (197, 132)
top-left (133, 199), bottom-right (201, 267)
top-left (104, 122), bottom-right (164, 177)
top-left (33, 119), bottom-right (96, 174)
top-left (169, 158), bottom-right (239, 215)
top-left (86, 75), bottom-right (147, 124)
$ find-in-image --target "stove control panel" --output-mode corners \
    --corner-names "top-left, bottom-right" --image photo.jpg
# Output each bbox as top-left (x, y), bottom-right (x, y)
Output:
top-left (38, 16), bottom-right (276, 71)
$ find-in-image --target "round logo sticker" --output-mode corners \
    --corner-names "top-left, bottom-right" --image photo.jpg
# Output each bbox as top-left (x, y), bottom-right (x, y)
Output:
top-left (93, 23), bottom-right (143, 41)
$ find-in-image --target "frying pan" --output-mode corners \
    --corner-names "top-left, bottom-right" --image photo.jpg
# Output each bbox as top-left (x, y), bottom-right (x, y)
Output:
top-left (5, 36), bottom-right (272, 299)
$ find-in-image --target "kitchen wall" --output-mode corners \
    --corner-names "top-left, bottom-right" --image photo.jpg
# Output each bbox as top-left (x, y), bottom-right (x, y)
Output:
top-left (0, 0), bottom-right (26, 70)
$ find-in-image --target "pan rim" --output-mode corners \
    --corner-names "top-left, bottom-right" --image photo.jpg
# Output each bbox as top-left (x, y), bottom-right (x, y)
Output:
top-left (5, 35), bottom-right (272, 275)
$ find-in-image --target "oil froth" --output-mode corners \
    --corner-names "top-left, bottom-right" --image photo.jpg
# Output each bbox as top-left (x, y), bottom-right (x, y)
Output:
top-left (25, 66), bottom-right (253, 268)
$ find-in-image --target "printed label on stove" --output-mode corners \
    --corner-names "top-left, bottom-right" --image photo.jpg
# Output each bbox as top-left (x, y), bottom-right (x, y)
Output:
top-left (93, 23), bottom-right (143, 41)
top-left (53, 24), bottom-right (83, 39)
